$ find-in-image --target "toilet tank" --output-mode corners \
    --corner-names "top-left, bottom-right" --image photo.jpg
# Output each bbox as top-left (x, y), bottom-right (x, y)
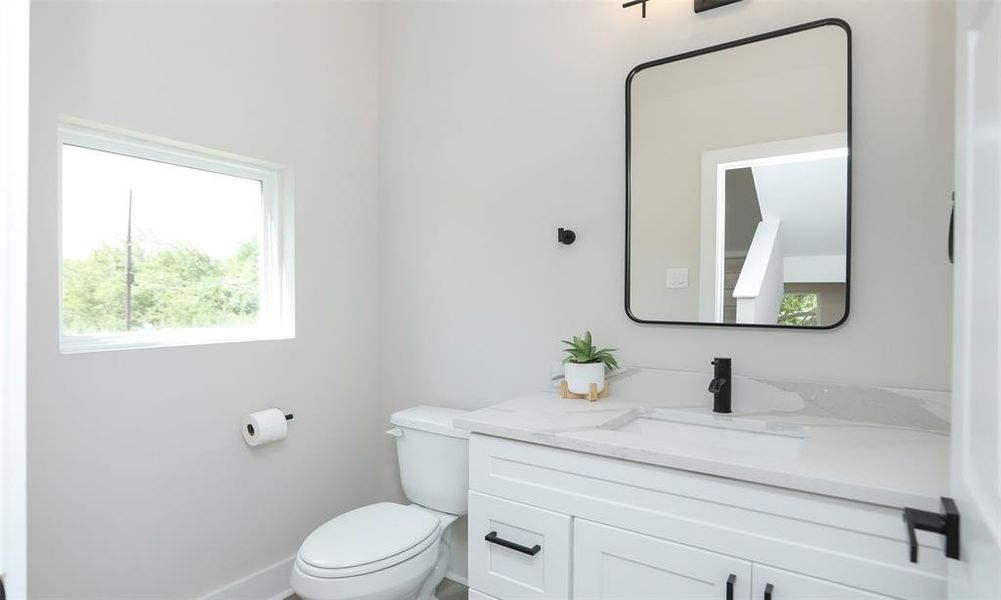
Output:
top-left (389, 406), bottom-right (470, 515)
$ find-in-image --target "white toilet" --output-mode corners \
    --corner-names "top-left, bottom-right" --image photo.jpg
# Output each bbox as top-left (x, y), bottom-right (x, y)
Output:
top-left (290, 406), bottom-right (469, 600)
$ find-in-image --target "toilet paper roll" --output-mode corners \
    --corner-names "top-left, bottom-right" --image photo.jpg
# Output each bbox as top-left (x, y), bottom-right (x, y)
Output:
top-left (242, 408), bottom-right (288, 447)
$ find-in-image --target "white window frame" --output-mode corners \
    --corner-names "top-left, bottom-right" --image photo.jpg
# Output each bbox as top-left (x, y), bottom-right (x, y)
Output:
top-left (57, 117), bottom-right (295, 353)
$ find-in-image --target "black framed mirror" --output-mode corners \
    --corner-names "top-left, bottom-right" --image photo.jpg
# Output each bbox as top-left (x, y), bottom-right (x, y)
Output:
top-left (625, 19), bottom-right (851, 329)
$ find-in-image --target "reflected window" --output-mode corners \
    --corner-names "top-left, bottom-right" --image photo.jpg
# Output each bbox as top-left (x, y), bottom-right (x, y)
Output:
top-left (778, 293), bottom-right (819, 327)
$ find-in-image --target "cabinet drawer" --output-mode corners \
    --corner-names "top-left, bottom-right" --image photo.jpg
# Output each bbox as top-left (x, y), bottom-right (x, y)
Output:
top-left (468, 491), bottom-right (571, 599)
top-left (574, 519), bottom-right (752, 599)
top-left (753, 564), bottom-right (896, 600)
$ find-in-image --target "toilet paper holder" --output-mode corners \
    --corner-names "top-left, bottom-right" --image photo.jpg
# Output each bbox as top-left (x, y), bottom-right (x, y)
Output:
top-left (246, 412), bottom-right (293, 437)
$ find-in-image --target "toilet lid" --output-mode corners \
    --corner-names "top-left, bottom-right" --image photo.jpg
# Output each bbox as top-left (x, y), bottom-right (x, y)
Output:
top-left (298, 502), bottom-right (440, 574)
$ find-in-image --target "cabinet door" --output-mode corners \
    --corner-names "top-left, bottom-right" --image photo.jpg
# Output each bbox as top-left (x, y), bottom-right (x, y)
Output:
top-left (468, 491), bottom-right (572, 599)
top-left (574, 519), bottom-right (751, 599)
top-left (753, 565), bottom-right (896, 600)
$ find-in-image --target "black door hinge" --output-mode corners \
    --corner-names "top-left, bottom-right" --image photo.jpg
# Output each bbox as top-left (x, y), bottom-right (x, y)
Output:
top-left (903, 496), bottom-right (960, 563)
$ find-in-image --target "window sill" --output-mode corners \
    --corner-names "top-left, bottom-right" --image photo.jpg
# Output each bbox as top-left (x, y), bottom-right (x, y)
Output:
top-left (59, 326), bottom-right (294, 354)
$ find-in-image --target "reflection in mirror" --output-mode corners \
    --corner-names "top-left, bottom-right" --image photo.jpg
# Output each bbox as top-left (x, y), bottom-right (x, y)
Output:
top-left (626, 21), bottom-right (850, 328)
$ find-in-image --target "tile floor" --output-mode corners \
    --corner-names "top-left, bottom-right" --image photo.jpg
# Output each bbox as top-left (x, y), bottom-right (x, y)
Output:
top-left (437, 578), bottom-right (469, 600)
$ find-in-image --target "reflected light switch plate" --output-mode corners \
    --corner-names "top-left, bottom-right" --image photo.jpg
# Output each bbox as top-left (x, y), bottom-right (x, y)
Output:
top-left (666, 268), bottom-right (689, 289)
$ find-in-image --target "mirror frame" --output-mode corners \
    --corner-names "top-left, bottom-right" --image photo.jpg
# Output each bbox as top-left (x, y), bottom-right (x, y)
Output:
top-left (624, 18), bottom-right (852, 330)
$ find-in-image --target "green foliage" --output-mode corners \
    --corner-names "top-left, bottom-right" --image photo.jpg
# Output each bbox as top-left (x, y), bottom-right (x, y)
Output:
top-left (777, 293), bottom-right (819, 326)
top-left (561, 331), bottom-right (619, 370)
top-left (62, 243), bottom-right (130, 333)
top-left (62, 239), bottom-right (259, 334)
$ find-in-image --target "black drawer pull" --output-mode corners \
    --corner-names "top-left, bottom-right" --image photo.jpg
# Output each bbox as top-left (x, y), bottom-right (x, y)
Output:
top-left (764, 583), bottom-right (774, 600)
top-left (726, 573), bottom-right (736, 600)
top-left (484, 531), bottom-right (541, 556)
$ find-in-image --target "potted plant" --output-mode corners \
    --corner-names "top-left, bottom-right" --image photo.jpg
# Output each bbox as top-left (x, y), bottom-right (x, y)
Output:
top-left (561, 331), bottom-right (618, 395)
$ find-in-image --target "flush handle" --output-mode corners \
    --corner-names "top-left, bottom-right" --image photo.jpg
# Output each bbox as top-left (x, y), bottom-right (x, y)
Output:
top-left (903, 496), bottom-right (960, 563)
top-left (484, 531), bottom-right (541, 556)
top-left (385, 427), bottom-right (403, 438)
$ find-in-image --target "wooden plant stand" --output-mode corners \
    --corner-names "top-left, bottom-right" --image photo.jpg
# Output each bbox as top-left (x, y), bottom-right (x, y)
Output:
top-left (560, 379), bottom-right (608, 402)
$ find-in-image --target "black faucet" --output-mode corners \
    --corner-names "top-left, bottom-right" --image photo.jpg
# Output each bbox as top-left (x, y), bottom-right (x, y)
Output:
top-left (708, 358), bottom-right (731, 413)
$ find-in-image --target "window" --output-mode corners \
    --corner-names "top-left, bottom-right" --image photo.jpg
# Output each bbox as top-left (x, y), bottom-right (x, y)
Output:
top-left (778, 293), bottom-right (819, 326)
top-left (58, 121), bottom-right (294, 352)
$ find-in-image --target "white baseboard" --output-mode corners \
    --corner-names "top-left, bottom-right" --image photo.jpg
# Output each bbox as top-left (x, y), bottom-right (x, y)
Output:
top-left (197, 554), bottom-right (464, 600)
top-left (198, 555), bottom-right (295, 600)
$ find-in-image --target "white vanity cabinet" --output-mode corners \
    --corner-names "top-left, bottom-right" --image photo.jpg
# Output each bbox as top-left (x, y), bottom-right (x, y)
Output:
top-left (466, 434), bottom-right (945, 600)
top-left (574, 519), bottom-right (752, 599)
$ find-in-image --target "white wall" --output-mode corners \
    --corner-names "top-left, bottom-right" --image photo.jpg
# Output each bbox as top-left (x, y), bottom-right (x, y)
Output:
top-left (379, 0), bottom-right (954, 404)
top-left (28, 2), bottom-right (384, 597)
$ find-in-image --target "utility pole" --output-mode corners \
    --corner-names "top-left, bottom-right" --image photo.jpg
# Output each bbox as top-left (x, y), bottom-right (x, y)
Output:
top-left (125, 188), bottom-right (134, 331)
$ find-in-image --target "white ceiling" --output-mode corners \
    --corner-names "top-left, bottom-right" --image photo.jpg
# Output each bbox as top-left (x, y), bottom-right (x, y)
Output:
top-left (750, 155), bottom-right (848, 257)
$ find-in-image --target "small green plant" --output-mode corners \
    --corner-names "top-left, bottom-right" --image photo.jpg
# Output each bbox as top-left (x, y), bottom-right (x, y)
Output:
top-left (561, 331), bottom-right (618, 370)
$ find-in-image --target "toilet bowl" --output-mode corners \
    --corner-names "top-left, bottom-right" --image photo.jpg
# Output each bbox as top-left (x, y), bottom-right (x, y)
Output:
top-left (291, 407), bottom-right (469, 600)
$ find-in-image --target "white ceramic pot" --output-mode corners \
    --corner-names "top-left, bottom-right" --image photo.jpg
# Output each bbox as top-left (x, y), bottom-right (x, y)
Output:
top-left (564, 362), bottom-right (606, 395)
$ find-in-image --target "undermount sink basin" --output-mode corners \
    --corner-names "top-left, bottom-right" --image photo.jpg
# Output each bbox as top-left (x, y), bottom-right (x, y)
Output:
top-left (607, 410), bottom-right (807, 458)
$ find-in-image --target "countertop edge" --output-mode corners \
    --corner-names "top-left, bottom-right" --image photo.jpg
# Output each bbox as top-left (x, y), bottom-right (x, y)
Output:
top-left (456, 419), bottom-right (942, 512)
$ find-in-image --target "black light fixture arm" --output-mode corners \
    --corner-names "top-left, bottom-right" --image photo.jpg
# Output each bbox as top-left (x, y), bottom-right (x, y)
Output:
top-left (621, 0), bottom-right (648, 18)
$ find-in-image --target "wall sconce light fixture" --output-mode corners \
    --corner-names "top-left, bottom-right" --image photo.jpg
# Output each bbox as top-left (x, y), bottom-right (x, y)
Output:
top-left (622, 0), bottom-right (744, 18)
top-left (694, 0), bottom-right (744, 13)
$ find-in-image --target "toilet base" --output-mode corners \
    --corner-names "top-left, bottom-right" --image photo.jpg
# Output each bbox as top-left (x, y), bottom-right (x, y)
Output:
top-left (417, 533), bottom-right (451, 600)
top-left (291, 539), bottom-right (437, 600)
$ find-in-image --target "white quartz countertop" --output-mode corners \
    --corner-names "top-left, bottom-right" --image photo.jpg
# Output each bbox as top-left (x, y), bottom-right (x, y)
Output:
top-left (454, 368), bottom-right (950, 511)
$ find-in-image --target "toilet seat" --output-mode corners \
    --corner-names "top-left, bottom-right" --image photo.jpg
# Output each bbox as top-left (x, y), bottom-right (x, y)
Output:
top-left (296, 502), bottom-right (441, 579)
